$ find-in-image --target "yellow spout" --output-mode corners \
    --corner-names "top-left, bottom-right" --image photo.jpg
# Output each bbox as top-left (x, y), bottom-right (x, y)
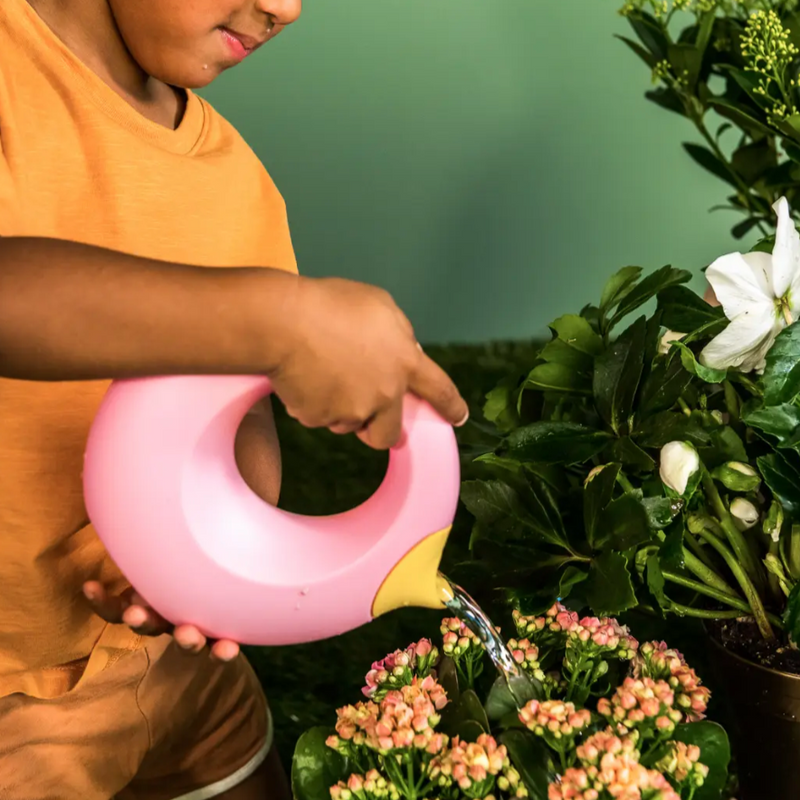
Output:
top-left (371, 527), bottom-right (453, 618)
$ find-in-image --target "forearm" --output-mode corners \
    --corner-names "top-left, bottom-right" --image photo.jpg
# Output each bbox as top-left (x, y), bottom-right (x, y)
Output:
top-left (235, 400), bottom-right (282, 506)
top-left (0, 236), bottom-right (300, 381)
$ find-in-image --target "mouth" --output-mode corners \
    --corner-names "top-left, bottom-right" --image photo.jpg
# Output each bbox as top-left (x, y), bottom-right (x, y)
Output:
top-left (218, 27), bottom-right (266, 62)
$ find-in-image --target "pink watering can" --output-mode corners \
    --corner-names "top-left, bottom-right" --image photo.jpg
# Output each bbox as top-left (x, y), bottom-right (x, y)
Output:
top-left (83, 376), bottom-right (460, 646)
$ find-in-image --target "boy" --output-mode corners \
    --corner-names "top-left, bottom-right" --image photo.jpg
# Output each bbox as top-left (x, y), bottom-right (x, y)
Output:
top-left (0, 1), bottom-right (469, 798)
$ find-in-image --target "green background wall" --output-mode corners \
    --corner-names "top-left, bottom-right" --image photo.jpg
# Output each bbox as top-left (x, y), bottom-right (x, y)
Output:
top-left (202, 0), bottom-right (752, 344)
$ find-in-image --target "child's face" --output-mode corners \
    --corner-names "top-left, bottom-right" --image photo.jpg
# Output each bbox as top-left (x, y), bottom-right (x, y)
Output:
top-left (107, 0), bottom-right (302, 88)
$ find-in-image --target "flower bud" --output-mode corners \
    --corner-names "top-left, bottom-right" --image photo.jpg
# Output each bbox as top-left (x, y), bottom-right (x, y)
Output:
top-left (712, 461), bottom-right (761, 493)
top-left (659, 441), bottom-right (701, 497)
top-left (659, 330), bottom-right (686, 355)
top-left (731, 497), bottom-right (759, 531)
top-left (764, 500), bottom-right (784, 543)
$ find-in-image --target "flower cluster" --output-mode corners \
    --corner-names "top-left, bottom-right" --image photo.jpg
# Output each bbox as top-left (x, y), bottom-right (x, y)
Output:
top-left (330, 771), bottom-right (400, 800)
top-left (655, 742), bottom-right (710, 790)
top-left (363, 638), bottom-right (438, 700)
top-left (548, 756), bottom-right (680, 800)
top-left (429, 734), bottom-right (511, 798)
top-left (632, 641), bottom-right (711, 722)
top-left (575, 730), bottom-right (639, 766)
top-left (597, 678), bottom-right (683, 738)
top-left (441, 617), bottom-right (485, 657)
top-left (328, 676), bottom-right (448, 756)
top-left (519, 699), bottom-right (593, 752)
top-left (507, 637), bottom-right (545, 681)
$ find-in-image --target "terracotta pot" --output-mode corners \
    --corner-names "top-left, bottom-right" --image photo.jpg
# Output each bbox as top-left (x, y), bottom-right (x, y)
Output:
top-left (707, 631), bottom-right (800, 800)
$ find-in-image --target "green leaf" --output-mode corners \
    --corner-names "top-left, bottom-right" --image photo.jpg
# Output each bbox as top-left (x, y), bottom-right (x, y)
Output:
top-left (639, 358), bottom-right (693, 416)
top-left (627, 10), bottom-right (669, 60)
top-left (584, 463), bottom-right (621, 548)
top-left (758, 453), bottom-right (800, 517)
top-left (656, 285), bottom-right (726, 333)
top-left (643, 496), bottom-right (682, 530)
top-left (538, 338), bottom-right (593, 371)
top-left (672, 722), bottom-right (731, 800)
top-left (762, 322), bottom-right (800, 405)
top-left (583, 551), bottom-right (637, 616)
top-left (731, 140), bottom-right (776, 184)
top-left (699, 426), bottom-right (747, 470)
top-left (594, 316), bottom-right (648, 435)
top-left (483, 375), bottom-right (522, 433)
top-left (609, 265), bottom-right (692, 329)
top-left (645, 86), bottom-right (686, 116)
top-left (743, 402), bottom-right (800, 449)
top-left (706, 97), bottom-right (772, 136)
top-left (599, 265), bottom-right (642, 316)
top-left (502, 422), bottom-right (612, 465)
top-left (291, 727), bottom-right (349, 800)
top-left (635, 411), bottom-right (711, 449)
top-left (606, 437), bottom-right (656, 472)
top-left (440, 688), bottom-right (490, 736)
top-left (784, 581), bottom-right (800, 645)
top-left (485, 675), bottom-right (542, 722)
top-left (682, 143), bottom-right (736, 186)
top-left (524, 362), bottom-right (591, 395)
top-left (436, 656), bottom-right (461, 702)
top-left (668, 43), bottom-right (703, 90)
top-left (660, 522), bottom-right (686, 572)
top-left (597, 493), bottom-right (656, 550)
top-left (549, 314), bottom-right (604, 355)
top-left (460, 480), bottom-right (567, 548)
top-left (615, 34), bottom-right (658, 68)
top-left (558, 565), bottom-right (589, 602)
top-left (732, 217), bottom-right (763, 240)
top-left (646, 553), bottom-right (672, 613)
top-left (498, 730), bottom-right (555, 800)
top-left (725, 67), bottom-right (774, 110)
top-left (671, 341), bottom-right (727, 384)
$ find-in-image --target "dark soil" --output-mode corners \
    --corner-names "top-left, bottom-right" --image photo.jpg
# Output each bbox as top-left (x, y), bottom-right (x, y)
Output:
top-left (707, 616), bottom-right (800, 675)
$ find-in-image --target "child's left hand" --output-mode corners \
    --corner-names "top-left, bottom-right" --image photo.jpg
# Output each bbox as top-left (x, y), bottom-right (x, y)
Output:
top-left (82, 580), bottom-right (240, 661)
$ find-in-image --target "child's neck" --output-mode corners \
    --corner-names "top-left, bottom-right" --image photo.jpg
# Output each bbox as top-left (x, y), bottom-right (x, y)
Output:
top-left (26, 0), bottom-right (186, 130)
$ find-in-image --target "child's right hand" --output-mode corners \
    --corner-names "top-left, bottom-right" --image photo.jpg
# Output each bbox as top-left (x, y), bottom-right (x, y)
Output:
top-left (270, 276), bottom-right (469, 450)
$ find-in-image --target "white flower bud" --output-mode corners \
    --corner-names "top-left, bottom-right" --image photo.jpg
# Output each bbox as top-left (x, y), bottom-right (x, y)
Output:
top-left (659, 441), bottom-right (701, 496)
top-left (659, 330), bottom-right (686, 356)
top-left (731, 497), bottom-right (759, 531)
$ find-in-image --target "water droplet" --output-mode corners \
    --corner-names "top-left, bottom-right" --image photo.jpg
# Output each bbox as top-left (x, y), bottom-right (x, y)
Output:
top-left (300, 587), bottom-right (310, 596)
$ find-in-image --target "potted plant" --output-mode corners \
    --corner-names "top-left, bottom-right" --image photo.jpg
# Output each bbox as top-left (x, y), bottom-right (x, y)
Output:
top-left (457, 197), bottom-right (800, 798)
top-left (613, 0), bottom-right (800, 238)
top-left (291, 606), bottom-right (732, 800)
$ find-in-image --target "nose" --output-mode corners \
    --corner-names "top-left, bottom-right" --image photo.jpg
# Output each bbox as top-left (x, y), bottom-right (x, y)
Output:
top-left (256, 0), bottom-right (302, 26)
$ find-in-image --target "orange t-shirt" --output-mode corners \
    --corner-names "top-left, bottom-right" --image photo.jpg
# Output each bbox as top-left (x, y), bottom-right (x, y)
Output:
top-left (0, 0), bottom-right (297, 698)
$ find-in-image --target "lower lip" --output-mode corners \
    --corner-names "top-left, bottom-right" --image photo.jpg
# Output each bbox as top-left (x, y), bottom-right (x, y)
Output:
top-left (220, 29), bottom-right (252, 62)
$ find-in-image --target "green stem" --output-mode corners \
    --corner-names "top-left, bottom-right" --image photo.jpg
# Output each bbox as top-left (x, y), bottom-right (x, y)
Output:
top-left (789, 524), bottom-right (800, 582)
top-left (668, 604), bottom-right (747, 620)
top-left (695, 527), bottom-right (775, 639)
top-left (663, 570), bottom-right (749, 611)
top-left (723, 380), bottom-right (740, 424)
top-left (682, 547), bottom-right (741, 598)
top-left (617, 472), bottom-right (636, 494)
top-left (684, 531), bottom-right (719, 573)
top-left (677, 397), bottom-right (692, 417)
top-left (701, 469), bottom-right (766, 590)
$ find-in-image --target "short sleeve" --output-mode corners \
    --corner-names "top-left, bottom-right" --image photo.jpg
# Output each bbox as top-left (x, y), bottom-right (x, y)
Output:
top-left (0, 134), bottom-right (17, 236)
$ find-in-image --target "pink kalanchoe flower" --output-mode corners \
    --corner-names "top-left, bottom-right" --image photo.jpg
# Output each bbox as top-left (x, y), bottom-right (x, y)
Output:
top-left (656, 742), bottom-right (710, 787)
top-left (597, 677), bottom-right (682, 738)
top-left (429, 734), bottom-right (508, 794)
top-left (441, 618), bottom-right (483, 657)
top-left (548, 755), bottom-right (681, 800)
top-left (362, 639), bottom-right (439, 700)
top-left (575, 728), bottom-right (638, 767)
top-left (507, 637), bottom-right (546, 681)
top-left (632, 641), bottom-right (710, 722)
top-left (519, 699), bottom-right (593, 743)
top-left (329, 770), bottom-right (400, 800)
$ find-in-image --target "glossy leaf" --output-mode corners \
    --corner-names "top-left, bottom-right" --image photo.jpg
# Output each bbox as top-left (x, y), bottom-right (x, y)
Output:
top-left (584, 463), bottom-right (621, 548)
top-left (583, 551), bottom-right (637, 616)
top-left (758, 453), bottom-right (800, 517)
top-left (671, 722), bottom-right (731, 800)
top-left (656, 285), bottom-right (726, 333)
top-left (440, 688), bottom-right (490, 736)
top-left (538, 338), bottom-right (592, 372)
top-left (683, 143), bottom-right (736, 186)
top-left (596, 493), bottom-right (655, 550)
top-left (485, 674), bottom-right (542, 722)
top-left (291, 727), bottom-right (349, 800)
top-left (615, 34), bottom-right (658, 68)
top-left (762, 322), bottom-right (800, 405)
top-left (635, 411), bottom-right (710, 449)
top-left (549, 314), bottom-right (604, 355)
top-left (609, 266), bottom-right (692, 329)
top-left (743, 402), bottom-right (800, 449)
top-left (599, 266), bottom-right (642, 316)
top-left (627, 10), bottom-right (669, 60)
top-left (525, 362), bottom-right (591, 395)
top-left (638, 357), bottom-right (693, 416)
top-left (671, 341), bottom-right (727, 384)
top-left (483, 375), bottom-right (523, 433)
top-left (594, 316), bottom-right (647, 435)
top-left (498, 729), bottom-right (554, 800)
top-left (502, 422), bottom-right (612, 465)
top-left (607, 437), bottom-right (656, 472)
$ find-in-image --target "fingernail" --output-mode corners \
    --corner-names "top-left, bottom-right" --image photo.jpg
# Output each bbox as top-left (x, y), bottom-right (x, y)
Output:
top-left (123, 607), bottom-right (148, 628)
top-left (83, 586), bottom-right (97, 602)
top-left (454, 409), bottom-right (470, 427)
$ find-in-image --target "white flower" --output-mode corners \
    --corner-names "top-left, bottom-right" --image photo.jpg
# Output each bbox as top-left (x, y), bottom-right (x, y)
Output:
top-left (659, 330), bottom-right (686, 356)
top-left (660, 441), bottom-right (700, 495)
top-left (701, 196), bottom-right (800, 373)
top-left (731, 497), bottom-right (759, 531)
